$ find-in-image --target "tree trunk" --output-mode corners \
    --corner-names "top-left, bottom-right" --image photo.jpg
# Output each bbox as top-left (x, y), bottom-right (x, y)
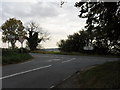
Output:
top-left (11, 40), bottom-right (16, 49)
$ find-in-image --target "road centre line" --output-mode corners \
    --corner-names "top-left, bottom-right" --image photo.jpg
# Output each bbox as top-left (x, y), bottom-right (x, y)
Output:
top-left (48, 59), bottom-right (61, 62)
top-left (62, 58), bottom-right (76, 63)
top-left (0, 65), bottom-right (52, 80)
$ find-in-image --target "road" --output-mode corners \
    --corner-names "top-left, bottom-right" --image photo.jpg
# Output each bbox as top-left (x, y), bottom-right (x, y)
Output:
top-left (2, 53), bottom-right (119, 88)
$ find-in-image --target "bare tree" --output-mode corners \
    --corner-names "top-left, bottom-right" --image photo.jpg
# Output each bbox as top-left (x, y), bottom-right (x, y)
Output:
top-left (25, 22), bottom-right (50, 50)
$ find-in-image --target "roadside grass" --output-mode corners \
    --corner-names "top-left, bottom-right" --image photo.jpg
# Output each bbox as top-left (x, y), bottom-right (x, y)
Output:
top-left (2, 49), bottom-right (33, 65)
top-left (31, 50), bottom-right (120, 58)
top-left (78, 61), bottom-right (120, 88)
top-left (31, 50), bottom-right (65, 54)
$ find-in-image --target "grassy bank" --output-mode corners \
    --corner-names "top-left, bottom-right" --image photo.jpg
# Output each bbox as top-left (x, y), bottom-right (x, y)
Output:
top-left (55, 61), bottom-right (120, 88)
top-left (2, 49), bottom-right (33, 65)
top-left (78, 61), bottom-right (120, 88)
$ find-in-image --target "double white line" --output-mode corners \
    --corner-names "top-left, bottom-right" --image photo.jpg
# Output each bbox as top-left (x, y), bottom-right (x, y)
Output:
top-left (0, 65), bottom-right (52, 80)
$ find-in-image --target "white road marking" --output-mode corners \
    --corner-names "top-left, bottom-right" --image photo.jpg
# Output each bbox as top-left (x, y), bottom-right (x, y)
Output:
top-left (48, 59), bottom-right (61, 62)
top-left (41, 56), bottom-right (50, 57)
top-left (63, 75), bottom-right (71, 81)
top-left (0, 65), bottom-right (52, 80)
top-left (50, 85), bottom-right (54, 88)
top-left (62, 58), bottom-right (76, 63)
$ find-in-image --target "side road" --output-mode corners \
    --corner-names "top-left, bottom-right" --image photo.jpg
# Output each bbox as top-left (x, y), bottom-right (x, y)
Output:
top-left (2, 53), bottom-right (119, 88)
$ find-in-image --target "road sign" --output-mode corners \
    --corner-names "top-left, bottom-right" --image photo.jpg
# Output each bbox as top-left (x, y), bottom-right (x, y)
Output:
top-left (19, 36), bottom-right (24, 43)
top-left (83, 46), bottom-right (89, 50)
top-left (19, 36), bottom-right (25, 48)
top-left (83, 46), bottom-right (94, 50)
top-left (7, 35), bottom-right (15, 39)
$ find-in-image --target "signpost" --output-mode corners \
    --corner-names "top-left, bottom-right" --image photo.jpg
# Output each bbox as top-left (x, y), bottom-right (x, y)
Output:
top-left (7, 35), bottom-right (15, 49)
top-left (18, 36), bottom-right (25, 53)
top-left (19, 36), bottom-right (24, 48)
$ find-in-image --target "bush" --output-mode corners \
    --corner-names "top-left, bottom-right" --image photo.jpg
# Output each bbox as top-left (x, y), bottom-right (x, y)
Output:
top-left (2, 48), bottom-right (33, 65)
top-left (18, 48), bottom-right (29, 53)
top-left (2, 49), bottom-right (19, 56)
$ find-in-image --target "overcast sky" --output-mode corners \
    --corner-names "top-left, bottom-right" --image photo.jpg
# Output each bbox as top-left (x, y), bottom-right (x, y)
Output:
top-left (0, 0), bottom-right (86, 48)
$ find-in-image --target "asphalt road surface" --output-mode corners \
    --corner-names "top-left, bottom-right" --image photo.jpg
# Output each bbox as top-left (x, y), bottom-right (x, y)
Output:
top-left (2, 53), bottom-right (119, 88)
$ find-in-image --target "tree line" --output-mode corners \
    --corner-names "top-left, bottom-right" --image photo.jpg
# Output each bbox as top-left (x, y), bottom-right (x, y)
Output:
top-left (1, 18), bottom-right (49, 50)
top-left (58, 1), bottom-right (120, 55)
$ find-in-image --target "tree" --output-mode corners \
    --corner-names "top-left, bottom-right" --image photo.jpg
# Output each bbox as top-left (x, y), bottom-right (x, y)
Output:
top-left (1, 18), bottom-right (25, 49)
top-left (25, 22), bottom-right (49, 50)
top-left (57, 30), bottom-right (89, 52)
top-left (75, 1), bottom-right (120, 54)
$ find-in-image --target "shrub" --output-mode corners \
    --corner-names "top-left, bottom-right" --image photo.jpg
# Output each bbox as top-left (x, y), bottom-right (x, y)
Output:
top-left (2, 48), bottom-right (33, 65)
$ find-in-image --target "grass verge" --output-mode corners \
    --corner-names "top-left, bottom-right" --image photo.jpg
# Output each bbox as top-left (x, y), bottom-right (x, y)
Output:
top-left (78, 61), bottom-right (120, 88)
top-left (55, 61), bottom-right (120, 88)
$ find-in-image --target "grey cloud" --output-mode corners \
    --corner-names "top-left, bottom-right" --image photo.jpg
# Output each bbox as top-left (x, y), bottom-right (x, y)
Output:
top-left (2, 2), bottom-right (33, 19)
top-left (30, 2), bottom-right (60, 18)
top-left (2, 1), bottom-right (60, 20)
